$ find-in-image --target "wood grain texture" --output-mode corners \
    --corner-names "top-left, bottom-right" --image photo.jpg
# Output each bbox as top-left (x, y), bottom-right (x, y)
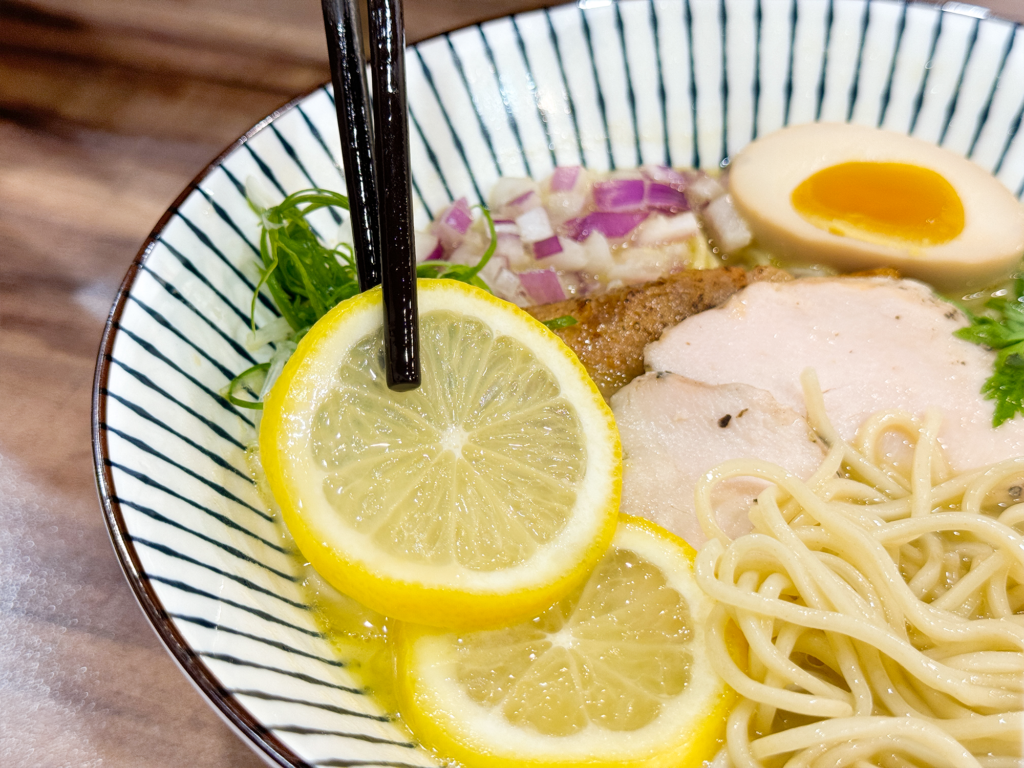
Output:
top-left (0, 1), bottom-right (1019, 767)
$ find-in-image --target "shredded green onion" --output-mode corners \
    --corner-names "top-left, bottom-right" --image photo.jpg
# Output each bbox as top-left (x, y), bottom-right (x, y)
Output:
top-left (225, 362), bottom-right (271, 410)
top-left (249, 189), bottom-right (357, 337)
top-left (234, 188), bottom-right (501, 412)
top-left (542, 315), bottom-right (579, 330)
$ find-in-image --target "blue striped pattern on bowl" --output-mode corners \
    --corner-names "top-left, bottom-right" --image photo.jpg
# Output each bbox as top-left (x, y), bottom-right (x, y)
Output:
top-left (93, 1), bottom-right (1024, 766)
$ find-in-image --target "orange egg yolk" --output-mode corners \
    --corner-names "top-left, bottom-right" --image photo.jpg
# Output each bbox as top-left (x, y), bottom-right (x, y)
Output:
top-left (791, 161), bottom-right (964, 247)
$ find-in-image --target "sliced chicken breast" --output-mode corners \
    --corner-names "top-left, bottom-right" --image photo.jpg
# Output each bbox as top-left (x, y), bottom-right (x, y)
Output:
top-left (527, 265), bottom-right (790, 397)
top-left (645, 277), bottom-right (1024, 473)
top-left (611, 373), bottom-right (826, 548)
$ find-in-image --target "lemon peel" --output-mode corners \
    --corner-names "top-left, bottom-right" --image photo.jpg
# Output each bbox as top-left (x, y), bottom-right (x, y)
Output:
top-left (396, 515), bottom-right (736, 768)
top-left (260, 279), bottom-right (620, 629)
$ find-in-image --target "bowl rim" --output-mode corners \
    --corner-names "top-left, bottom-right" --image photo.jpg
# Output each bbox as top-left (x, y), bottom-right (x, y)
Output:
top-left (89, 0), bottom-right (1016, 765)
top-left (91, 82), bottom-right (330, 768)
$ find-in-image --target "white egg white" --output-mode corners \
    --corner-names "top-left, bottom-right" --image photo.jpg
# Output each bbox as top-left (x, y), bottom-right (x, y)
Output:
top-left (728, 123), bottom-right (1024, 289)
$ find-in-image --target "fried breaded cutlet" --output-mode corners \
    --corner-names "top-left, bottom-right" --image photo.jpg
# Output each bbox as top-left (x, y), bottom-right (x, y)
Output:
top-left (526, 266), bottom-right (790, 397)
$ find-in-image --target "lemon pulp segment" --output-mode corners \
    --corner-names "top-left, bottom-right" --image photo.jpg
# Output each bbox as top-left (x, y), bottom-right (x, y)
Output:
top-left (791, 161), bottom-right (965, 247)
top-left (397, 516), bottom-right (734, 768)
top-left (261, 280), bottom-right (620, 629)
top-left (311, 311), bottom-right (585, 569)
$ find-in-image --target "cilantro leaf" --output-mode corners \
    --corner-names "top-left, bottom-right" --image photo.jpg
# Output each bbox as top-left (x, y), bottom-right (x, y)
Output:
top-left (955, 277), bottom-right (1024, 427)
top-left (984, 345), bottom-right (1024, 426)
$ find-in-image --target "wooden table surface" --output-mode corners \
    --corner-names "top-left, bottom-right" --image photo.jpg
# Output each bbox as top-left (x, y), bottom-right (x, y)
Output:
top-left (1, 0), bottom-right (1021, 765)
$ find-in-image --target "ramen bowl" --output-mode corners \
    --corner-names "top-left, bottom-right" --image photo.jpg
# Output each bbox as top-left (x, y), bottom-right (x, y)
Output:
top-left (92, 1), bottom-right (1024, 765)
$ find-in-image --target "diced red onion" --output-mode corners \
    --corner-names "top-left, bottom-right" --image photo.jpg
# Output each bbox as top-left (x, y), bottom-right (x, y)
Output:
top-left (550, 165), bottom-right (582, 192)
top-left (442, 198), bottom-right (472, 233)
top-left (493, 218), bottom-right (519, 234)
top-left (518, 268), bottom-right (567, 304)
top-left (432, 197), bottom-right (473, 251)
top-left (641, 165), bottom-right (691, 189)
top-left (425, 242), bottom-right (444, 261)
top-left (532, 235), bottom-right (563, 259)
top-left (645, 183), bottom-right (689, 212)
top-left (605, 250), bottom-right (678, 286)
top-left (567, 211), bottom-right (649, 241)
top-left (703, 194), bottom-right (752, 253)
top-left (592, 179), bottom-right (646, 212)
top-left (516, 206), bottom-right (554, 243)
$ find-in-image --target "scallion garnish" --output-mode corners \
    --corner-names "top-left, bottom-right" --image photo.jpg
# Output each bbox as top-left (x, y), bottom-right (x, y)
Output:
top-left (234, 188), bottom-right (498, 411)
top-left (542, 315), bottom-right (578, 330)
top-left (249, 189), bottom-right (357, 337)
top-left (225, 362), bottom-right (271, 409)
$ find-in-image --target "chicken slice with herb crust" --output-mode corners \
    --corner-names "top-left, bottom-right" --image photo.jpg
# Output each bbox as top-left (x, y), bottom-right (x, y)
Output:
top-left (527, 265), bottom-right (789, 397)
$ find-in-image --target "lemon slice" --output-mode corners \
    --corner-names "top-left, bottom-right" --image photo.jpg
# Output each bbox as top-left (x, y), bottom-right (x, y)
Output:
top-left (396, 515), bottom-right (734, 768)
top-left (260, 279), bottom-right (620, 629)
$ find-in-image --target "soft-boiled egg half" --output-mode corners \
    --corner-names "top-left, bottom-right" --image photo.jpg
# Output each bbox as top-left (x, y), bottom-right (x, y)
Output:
top-left (729, 123), bottom-right (1024, 288)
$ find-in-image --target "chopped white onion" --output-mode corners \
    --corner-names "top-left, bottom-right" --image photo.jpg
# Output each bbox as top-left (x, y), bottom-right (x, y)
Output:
top-left (493, 219), bottom-right (520, 235)
top-left (478, 251), bottom-right (509, 286)
top-left (605, 246), bottom-right (687, 286)
top-left (491, 267), bottom-right (530, 305)
top-left (581, 231), bottom-right (614, 274)
top-left (245, 315), bottom-right (293, 351)
top-left (703, 194), bottom-right (753, 253)
top-left (516, 206), bottom-right (555, 243)
top-left (415, 231), bottom-right (441, 263)
top-left (259, 340), bottom-right (297, 402)
top-left (685, 175), bottom-right (726, 208)
top-left (636, 212), bottom-right (700, 245)
top-left (545, 189), bottom-right (589, 227)
top-left (542, 237), bottom-right (588, 271)
top-left (448, 242), bottom-right (485, 266)
top-left (489, 177), bottom-right (539, 212)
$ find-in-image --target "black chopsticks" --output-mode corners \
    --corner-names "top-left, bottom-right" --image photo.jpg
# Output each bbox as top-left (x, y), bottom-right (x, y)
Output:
top-left (321, 0), bottom-right (420, 391)
top-left (320, 0), bottom-right (381, 292)
top-left (367, 0), bottom-right (419, 391)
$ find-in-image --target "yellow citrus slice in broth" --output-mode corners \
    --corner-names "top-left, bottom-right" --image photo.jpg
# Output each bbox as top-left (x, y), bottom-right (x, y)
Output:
top-left (260, 280), bottom-right (620, 629)
top-left (397, 516), bottom-right (735, 768)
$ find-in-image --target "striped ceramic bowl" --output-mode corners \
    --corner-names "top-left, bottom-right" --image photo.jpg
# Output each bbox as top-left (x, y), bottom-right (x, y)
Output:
top-left (93, 1), bottom-right (1024, 765)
